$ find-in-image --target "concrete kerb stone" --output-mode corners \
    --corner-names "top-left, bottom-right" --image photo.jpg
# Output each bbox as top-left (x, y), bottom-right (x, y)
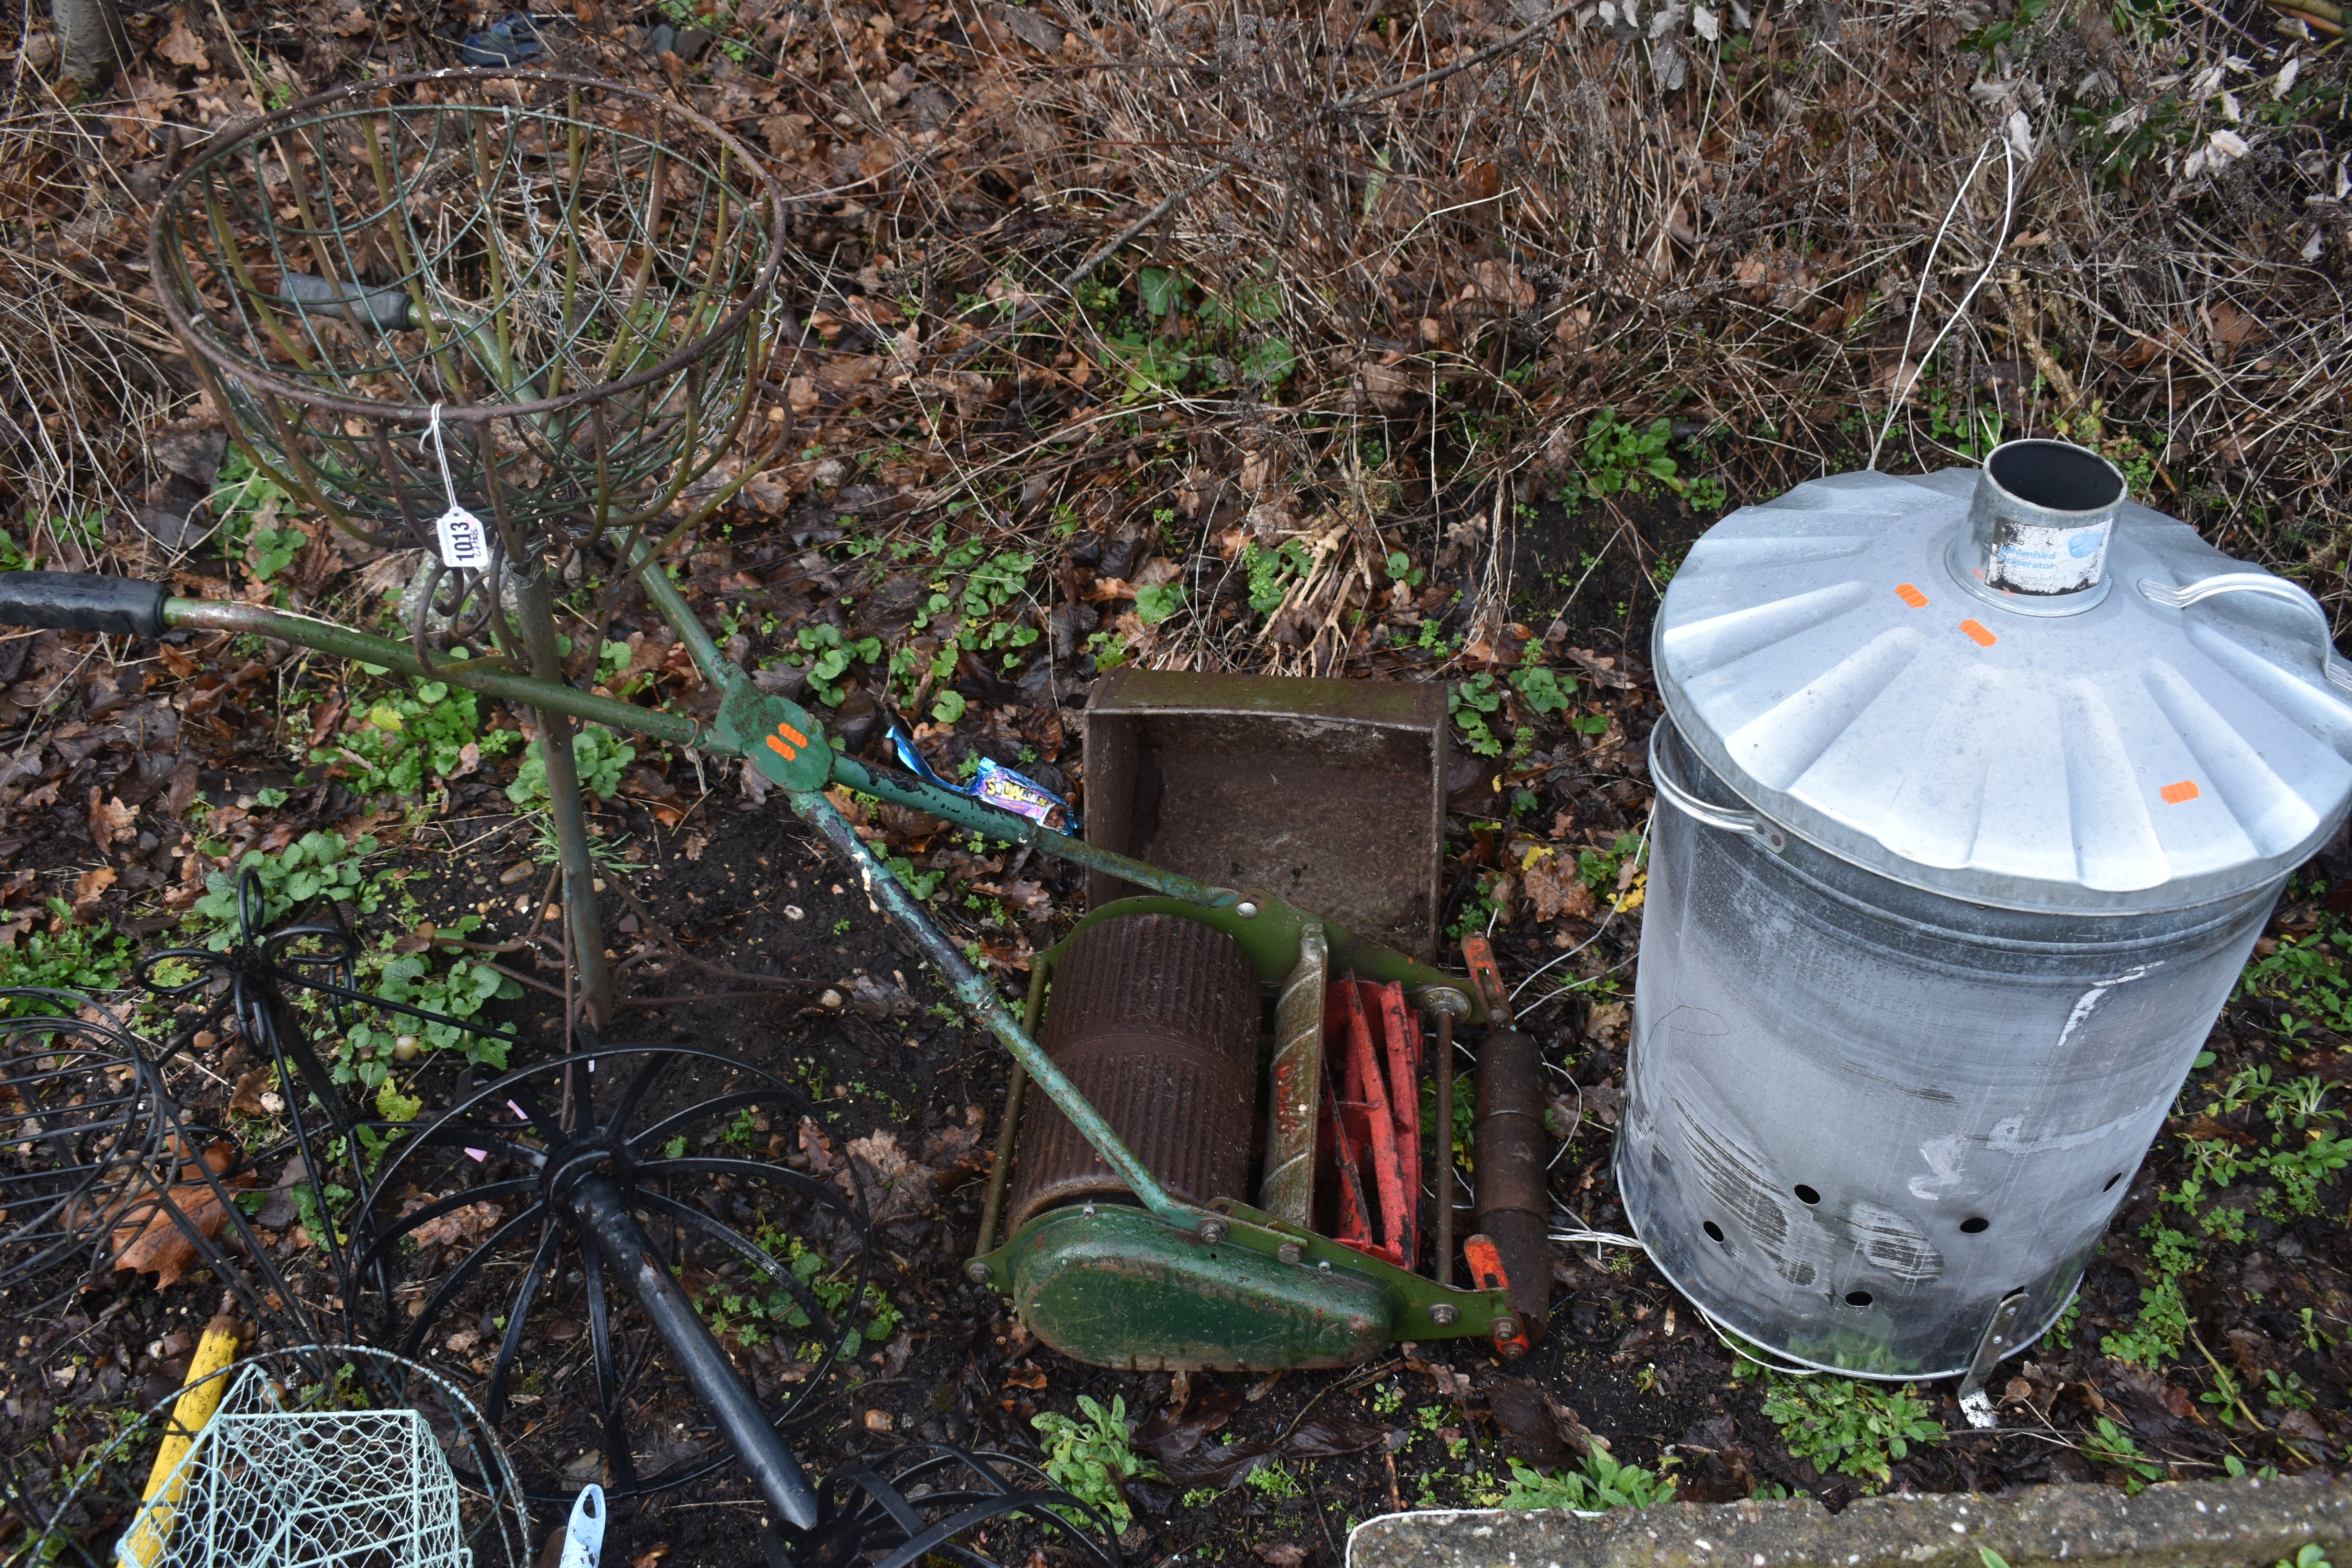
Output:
top-left (1345, 1473), bottom-right (2350, 1568)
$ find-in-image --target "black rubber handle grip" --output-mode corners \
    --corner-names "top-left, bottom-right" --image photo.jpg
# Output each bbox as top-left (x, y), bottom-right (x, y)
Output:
top-left (0, 572), bottom-right (171, 637)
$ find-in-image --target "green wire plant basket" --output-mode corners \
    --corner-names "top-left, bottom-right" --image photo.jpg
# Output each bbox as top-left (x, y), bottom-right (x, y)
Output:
top-left (149, 69), bottom-right (784, 577)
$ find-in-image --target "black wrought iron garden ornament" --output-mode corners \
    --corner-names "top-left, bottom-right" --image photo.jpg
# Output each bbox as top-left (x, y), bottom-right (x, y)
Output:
top-left (350, 1045), bottom-right (873, 1521)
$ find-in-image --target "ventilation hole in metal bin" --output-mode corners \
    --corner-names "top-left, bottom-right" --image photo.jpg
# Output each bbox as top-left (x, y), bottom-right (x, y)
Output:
top-left (1960, 1216), bottom-right (1989, 1234)
top-left (1703, 1220), bottom-right (1726, 1244)
top-left (1844, 1290), bottom-right (1873, 1307)
top-left (1793, 1184), bottom-right (1820, 1205)
top-left (2103, 1172), bottom-right (2124, 1192)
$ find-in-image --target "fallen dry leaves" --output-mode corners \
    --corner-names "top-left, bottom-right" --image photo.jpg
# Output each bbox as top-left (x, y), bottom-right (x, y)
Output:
top-left (110, 1140), bottom-right (254, 1290)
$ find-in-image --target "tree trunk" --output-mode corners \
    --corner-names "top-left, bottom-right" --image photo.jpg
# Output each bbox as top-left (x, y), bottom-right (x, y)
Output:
top-left (53, 0), bottom-right (128, 90)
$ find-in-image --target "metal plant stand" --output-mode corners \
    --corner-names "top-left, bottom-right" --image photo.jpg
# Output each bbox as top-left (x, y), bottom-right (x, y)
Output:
top-left (149, 69), bottom-right (787, 1029)
top-left (351, 1047), bottom-right (869, 1524)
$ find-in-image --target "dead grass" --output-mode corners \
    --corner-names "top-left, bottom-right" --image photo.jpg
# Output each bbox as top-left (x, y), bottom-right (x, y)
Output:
top-left (0, 0), bottom-right (2344, 650)
top-left (0, 57), bottom-right (193, 569)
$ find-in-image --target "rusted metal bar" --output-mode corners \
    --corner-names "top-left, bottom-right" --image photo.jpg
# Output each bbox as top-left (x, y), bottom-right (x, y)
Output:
top-left (1461, 938), bottom-right (1547, 1341)
top-left (1258, 923), bottom-right (1328, 1228)
top-left (1421, 988), bottom-right (1470, 1287)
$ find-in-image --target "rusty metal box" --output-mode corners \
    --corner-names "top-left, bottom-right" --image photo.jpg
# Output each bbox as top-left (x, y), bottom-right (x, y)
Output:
top-left (1081, 671), bottom-right (1449, 961)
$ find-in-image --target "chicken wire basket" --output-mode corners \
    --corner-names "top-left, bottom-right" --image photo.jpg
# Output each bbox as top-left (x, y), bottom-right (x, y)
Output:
top-left (30, 1346), bottom-right (529, 1568)
top-left (149, 69), bottom-right (784, 554)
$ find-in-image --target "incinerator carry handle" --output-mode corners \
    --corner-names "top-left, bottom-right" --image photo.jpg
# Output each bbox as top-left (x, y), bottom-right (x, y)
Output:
top-left (2136, 572), bottom-right (2352, 698)
top-left (1647, 719), bottom-right (1787, 851)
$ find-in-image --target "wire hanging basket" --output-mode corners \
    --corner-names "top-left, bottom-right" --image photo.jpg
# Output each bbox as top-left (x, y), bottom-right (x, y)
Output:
top-left (148, 69), bottom-right (785, 554)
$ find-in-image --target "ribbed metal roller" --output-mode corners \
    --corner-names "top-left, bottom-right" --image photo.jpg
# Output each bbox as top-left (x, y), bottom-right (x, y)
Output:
top-left (1007, 913), bottom-right (1261, 1234)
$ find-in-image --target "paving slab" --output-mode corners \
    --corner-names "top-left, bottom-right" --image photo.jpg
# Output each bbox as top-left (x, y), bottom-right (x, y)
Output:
top-left (1347, 1473), bottom-right (2350, 1568)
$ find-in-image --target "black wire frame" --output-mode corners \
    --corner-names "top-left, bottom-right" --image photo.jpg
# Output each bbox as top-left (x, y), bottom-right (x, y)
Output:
top-left (349, 1044), bottom-right (874, 1512)
top-left (0, 865), bottom-right (526, 1338)
top-left (771, 1444), bottom-right (1125, 1568)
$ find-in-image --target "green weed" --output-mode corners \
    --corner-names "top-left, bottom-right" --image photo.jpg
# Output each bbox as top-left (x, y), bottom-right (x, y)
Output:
top-left (790, 623), bottom-right (885, 707)
top-left (1451, 673), bottom-right (1506, 757)
top-left (699, 1228), bottom-right (902, 1363)
top-left (317, 677), bottom-right (521, 799)
top-left (1759, 1375), bottom-right (1942, 1488)
top-left (1244, 1463), bottom-right (1303, 1499)
top-left (1579, 833), bottom-right (1647, 898)
top-left (209, 448), bottom-right (304, 583)
top-left (2080, 1416), bottom-right (2166, 1493)
top-left (505, 726), bottom-right (634, 807)
top-left (188, 833), bottom-right (382, 945)
top-left (1497, 1448), bottom-right (1676, 1511)
top-left (1135, 582), bottom-right (1187, 626)
top-left (347, 924), bottom-right (521, 1077)
top-left (1243, 539), bottom-right (1314, 617)
top-left (0, 904), bottom-right (134, 1011)
top-left (1032, 1394), bottom-right (1156, 1529)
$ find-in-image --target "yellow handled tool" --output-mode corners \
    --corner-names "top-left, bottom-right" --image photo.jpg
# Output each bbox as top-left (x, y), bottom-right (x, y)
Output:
top-left (115, 1314), bottom-right (240, 1568)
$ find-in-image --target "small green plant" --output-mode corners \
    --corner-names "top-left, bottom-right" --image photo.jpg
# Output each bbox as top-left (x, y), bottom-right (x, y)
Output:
top-left (2278, 1548), bottom-right (2332, 1568)
top-left (1134, 581), bottom-right (1186, 626)
top-left (189, 833), bottom-right (382, 946)
top-left (1759, 1376), bottom-right (1942, 1488)
top-left (1244, 1462), bottom-right (1302, 1499)
top-left (1031, 1395), bottom-right (1155, 1529)
top-left (505, 726), bottom-right (634, 807)
top-left (2079, 1416), bottom-right (2165, 1493)
top-left (209, 448), bottom-right (303, 581)
top-left (347, 930), bottom-right (521, 1077)
top-left (699, 1228), bottom-right (900, 1363)
top-left (2101, 1276), bottom-right (2193, 1368)
top-left (1242, 539), bottom-right (1314, 617)
top-left (790, 624), bottom-right (885, 707)
top-left (0, 905), bottom-right (135, 1011)
top-left (1369, 1382), bottom-right (1405, 1416)
top-left (1511, 664), bottom-right (1576, 716)
top-left (319, 679), bottom-right (521, 798)
top-left (1451, 673), bottom-right (1506, 757)
top-left (1562, 408), bottom-right (1677, 503)
top-left (885, 853), bottom-right (944, 901)
top-left (1497, 1447), bottom-right (1675, 1511)
top-left (1578, 833), bottom-right (1647, 897)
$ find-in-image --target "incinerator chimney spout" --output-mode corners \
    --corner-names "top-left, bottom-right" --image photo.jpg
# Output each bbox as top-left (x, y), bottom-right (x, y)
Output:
top-left (1956, 437), bottom-right (2130, 609)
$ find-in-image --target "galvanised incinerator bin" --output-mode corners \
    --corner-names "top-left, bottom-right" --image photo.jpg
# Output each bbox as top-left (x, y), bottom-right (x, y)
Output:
top-left (1622, 439), bottom-right (2352, 1378)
